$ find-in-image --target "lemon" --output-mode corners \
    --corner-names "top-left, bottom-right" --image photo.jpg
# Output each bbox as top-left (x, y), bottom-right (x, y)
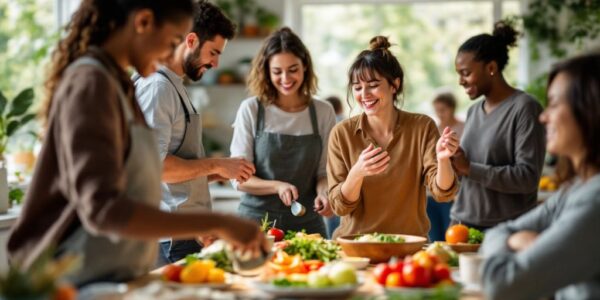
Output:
top-left (207, 268), bottom-right (226, 283)
top-left (180, 261), bottom-right (210, 283)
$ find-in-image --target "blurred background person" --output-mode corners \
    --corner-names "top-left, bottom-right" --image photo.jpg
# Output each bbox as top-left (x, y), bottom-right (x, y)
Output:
top-left (427, 92), bottom-right (464, 241)
top-left (324, 95), bottom-right (345, 238)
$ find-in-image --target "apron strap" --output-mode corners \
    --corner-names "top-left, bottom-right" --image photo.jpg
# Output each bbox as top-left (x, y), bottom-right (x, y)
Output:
top-left (308, 101), bottom-right (319, 135)
top-left (69, 57), bottom-right (134, 124)
top-left (156, 69), bottom-right (197, 122)
top-left (255, 98), bottom-right (265, 135)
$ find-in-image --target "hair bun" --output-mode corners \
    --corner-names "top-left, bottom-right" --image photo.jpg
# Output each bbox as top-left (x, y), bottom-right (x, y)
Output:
top-left (493, 21), bottom-right (519, 48)
top-left (369, 36), bottom-right (391, 51)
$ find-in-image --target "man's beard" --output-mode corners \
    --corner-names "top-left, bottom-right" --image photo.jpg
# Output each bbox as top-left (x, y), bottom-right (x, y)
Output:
top-left (183, 47), bottom-right (212, 81)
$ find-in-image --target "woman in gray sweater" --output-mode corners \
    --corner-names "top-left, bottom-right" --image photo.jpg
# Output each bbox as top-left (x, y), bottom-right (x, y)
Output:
top-left (480, 53), bottom-right (600, 300)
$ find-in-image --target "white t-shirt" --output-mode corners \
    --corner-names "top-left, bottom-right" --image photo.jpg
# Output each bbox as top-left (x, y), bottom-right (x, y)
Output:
top-left (230, 97), bottom-right (336, 184)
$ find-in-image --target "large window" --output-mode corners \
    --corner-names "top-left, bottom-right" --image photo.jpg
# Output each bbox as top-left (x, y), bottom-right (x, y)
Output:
top-left (291, 1), bottom-right (521, 116)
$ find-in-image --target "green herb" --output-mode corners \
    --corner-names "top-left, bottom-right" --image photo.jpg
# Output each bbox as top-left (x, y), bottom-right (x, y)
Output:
top-left (355, 233), bottom-right (405, 243)
top-left (272, 278), bottom-right (308, 287)
top-left (468, 228), bottom-right (484, 244)
top-left (283, 236), bottom-right (340, 262)
top-left (260, 212), bottom-right (272, 233)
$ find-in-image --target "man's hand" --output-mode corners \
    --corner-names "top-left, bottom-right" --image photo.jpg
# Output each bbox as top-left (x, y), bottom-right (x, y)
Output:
top-left (215, 157), bottom-right (256, 184)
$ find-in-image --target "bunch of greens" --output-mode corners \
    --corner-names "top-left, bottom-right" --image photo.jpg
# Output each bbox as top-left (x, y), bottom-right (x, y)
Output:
top-left (355, 233), bottom-right (405, 243)
top-left (284, 229), bottom-right (306, 241)
top-left (468, 228), bottom-right (485, 244)
top-left (283, 236), bottom-right (340, 262)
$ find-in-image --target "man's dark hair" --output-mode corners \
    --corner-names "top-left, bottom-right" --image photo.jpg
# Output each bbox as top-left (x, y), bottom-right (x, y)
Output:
top-left (193, 0), bottom-right (236, 45)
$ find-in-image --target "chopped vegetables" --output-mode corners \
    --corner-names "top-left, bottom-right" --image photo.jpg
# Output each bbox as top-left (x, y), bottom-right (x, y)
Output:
top-left (282, 234), bottom-right (340, 262)
top-left (190, 240), bottom-right (233, 273)
top-left (354, 233), bottom-right (405, 243)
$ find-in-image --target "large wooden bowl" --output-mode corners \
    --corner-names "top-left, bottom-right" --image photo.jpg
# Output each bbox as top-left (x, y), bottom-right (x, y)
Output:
top-left (446, 242), bottom-right (480, 253)
top-left (336, 234), bottom-right (427, 263)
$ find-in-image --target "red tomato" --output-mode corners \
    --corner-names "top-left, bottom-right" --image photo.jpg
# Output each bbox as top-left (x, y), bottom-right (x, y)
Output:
top-left (385, 272), bottom-right (403, 287)
top-left (304, 260), bottom-right (324, 271)
top-left (162, 264), bottom-right (184, 282)
top-left (433, 263), bottom-right (451, 282)
top-left (388, 260), bottom-right (404, 273)
top-left (268, 227), bottom-right (285, 242)
top-left (402, 262), bottom-right (431, 287)
top-left (373, 263), bottom-right (392, 285)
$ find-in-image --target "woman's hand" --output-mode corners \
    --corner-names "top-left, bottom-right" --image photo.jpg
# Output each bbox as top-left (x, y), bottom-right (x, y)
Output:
top-left (436, 127), bottom-right (459, 160)
top-left (275, 181), bottom-right (298, 206)
top-left (508, 230), bottom-right (539, 252)
top-left (215, 215), bottom-right (269, 258)
top-left (314, 194), bottom-right (333, 217)
top-left (451, 147), bottom-right (470, 176)
top-left (350, 144), bottom-right (390, 178)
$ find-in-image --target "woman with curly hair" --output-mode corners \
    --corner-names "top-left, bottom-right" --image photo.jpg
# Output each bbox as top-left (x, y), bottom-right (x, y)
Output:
top-left (230, 27), bottom-right (336, 237)
top-left (8, 0), bottom-right (266, 286)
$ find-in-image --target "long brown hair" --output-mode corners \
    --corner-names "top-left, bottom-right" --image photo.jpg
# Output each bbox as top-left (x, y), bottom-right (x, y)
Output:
top-left (42, 0), bottom-right (194, 125)
top-left (247, 27), bottom-right (317, 105)
top-left (548, 53), bottom-right (600, 182)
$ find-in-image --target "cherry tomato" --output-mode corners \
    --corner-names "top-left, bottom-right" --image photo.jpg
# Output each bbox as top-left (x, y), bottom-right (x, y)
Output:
top-left (162, 264), bottom-right (184, 282)
top-left (433, 263), bottom-right (451, 282)
top-left (402, 262), bottom-right (431, 287)
top-left (385, 272), bottom-right (404, 287)
top-left (268, 227), bottom-right (285, 242)
top-left (373, 263), bottom-right (392, 285)
top-left (388, 260), bottom-right (404, 273)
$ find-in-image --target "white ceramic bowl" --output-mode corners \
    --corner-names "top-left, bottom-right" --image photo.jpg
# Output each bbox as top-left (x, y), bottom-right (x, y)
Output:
top-left (341, 256), bottom-right (370, 270)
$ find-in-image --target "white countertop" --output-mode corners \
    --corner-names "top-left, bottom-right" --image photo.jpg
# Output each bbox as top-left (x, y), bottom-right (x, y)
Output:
top-left (0, 206), bottom-right (20, 230)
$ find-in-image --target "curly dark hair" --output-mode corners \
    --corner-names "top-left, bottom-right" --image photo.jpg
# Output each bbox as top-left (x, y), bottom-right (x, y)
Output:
top-left (192, 0), bottom-right (236, 46)
top-left (42, 0), bottom-right (194, 125)
top-left (458, 21), bottom-right (519, 72)
top-left (347, 36), bottom-right (405, 109)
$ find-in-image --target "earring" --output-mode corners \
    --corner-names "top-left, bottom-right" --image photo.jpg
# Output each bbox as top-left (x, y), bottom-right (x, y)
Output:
top-left (490, 72), bottom-right (494, 76)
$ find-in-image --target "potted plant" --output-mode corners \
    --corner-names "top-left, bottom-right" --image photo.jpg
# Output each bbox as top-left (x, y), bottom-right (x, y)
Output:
top-left (0, 88), bottom-right (36, 213)
top-left (0, 249), bottom-right (79, 300)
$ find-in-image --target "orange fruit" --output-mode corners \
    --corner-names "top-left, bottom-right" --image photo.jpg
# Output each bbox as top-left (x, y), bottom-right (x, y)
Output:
top-left (207, 268), bottom-right (226, 283)
top-left (53, 284), bottom-right (77, 300)
top-left (445, 224), bottom-right (469, 244)
top-left (180, 261), bottom-right (210, 283)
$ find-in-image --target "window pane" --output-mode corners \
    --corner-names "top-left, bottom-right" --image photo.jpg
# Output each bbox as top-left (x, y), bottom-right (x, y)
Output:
top-left (302, 2), bottom-right (523, 117)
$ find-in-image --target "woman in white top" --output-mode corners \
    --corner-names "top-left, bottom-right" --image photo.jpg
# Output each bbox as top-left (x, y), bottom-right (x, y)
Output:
top-left (230, 27), bottom-right (336, 236)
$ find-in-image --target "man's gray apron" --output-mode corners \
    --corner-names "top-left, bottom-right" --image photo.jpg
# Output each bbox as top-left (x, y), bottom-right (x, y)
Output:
top-left (238, 99), bottom-right (326, 236)
top-left (152, 70), bottom-right (210, 261)
top-left (56, 57), bottom-right (162, 286)
top-left (155, 70), bottom-right (211, 213)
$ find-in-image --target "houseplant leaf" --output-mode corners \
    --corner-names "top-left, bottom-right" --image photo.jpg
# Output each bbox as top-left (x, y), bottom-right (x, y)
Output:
top-left (6, 120), bottom-right (20, 137)
top-left (0, 90), bottom-right (7, 116)
top-left (6, 88), bottom-right (34, 119)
